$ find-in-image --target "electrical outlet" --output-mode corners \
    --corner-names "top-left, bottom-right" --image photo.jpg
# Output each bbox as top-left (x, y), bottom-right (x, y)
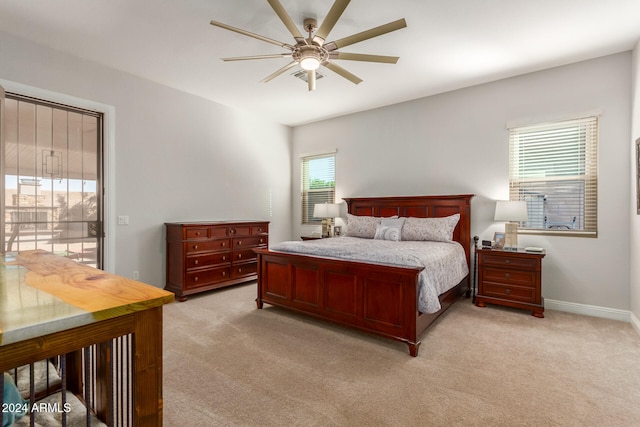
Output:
top-left (133, 271), bottom-right (139, 280)
top-left (118, 215), bottom-right (129, 225)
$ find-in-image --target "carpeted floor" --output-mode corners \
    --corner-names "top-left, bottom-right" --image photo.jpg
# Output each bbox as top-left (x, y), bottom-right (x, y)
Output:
top-left (162, 283), bottom-right (640, 426)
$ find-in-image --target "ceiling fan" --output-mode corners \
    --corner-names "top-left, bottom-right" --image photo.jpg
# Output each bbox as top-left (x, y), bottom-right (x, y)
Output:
top-left (210, 0), bottom-right (407, 91)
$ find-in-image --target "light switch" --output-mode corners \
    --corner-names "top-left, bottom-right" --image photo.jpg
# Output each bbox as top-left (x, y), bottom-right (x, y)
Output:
top-left (118, 215), bottom-right (129, 225)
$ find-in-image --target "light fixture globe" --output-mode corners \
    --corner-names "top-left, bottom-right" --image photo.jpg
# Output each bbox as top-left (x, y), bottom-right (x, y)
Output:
top-left (294, 45), bottom-right (327, 71)
top-left (300, 56), bottom-right (320, 70)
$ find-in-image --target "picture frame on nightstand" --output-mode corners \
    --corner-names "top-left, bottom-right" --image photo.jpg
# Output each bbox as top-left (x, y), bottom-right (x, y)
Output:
top-left (493, 232), bottom-right (505, 249)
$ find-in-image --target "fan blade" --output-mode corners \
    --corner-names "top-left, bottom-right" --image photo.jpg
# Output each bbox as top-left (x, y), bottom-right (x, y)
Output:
top-left (307, 70), bottom-right (316, 91)
top-left (267, 0), bottom-right (307, 45)
top-left (210, 20), bottom-right (294, 49)
top-left (222, 53), bottom-right (292, 61)
top-left (324, 18), bottom-right (407, 51)
top-left (261, 61), bottom-right (299, 83)
top-left (323, 62), bottom-right (362, 85)
top-left (329, 52), bottom-right (399, 64)
top-left (313, 0), bottom-right (350, 45)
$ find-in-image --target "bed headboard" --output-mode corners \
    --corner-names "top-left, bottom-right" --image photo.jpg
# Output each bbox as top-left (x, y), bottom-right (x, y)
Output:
top-left (343, 194), bottom-right (474, 267)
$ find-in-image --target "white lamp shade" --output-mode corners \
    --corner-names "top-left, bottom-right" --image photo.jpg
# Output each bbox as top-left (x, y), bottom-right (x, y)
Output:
top-left (326, 203), bottom-right (340, 218)
top-left (494, 200), bottom-right (528, 222)
top-left (313, 203), bottom-right (339, 218)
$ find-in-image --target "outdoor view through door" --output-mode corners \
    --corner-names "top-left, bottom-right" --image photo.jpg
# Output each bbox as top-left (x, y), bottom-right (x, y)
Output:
top-left (1, 91), bottom-right (104, 268)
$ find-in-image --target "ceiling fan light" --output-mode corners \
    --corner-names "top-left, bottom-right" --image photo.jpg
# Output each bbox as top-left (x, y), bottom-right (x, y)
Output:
top-left (300, 57), bottom-right (320, 71)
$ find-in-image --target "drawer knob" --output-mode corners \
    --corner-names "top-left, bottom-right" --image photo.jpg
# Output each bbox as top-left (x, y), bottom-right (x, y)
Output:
top-left (238, 268), bottom-right (242, 273)
top-left (221, 242), bottom-right (226, 247)
top-left (238, 241), bottom-right (242, 245)
top-left (222, 256), bottom-right (227, 261)
top-left (259, 239), bottom-right (264, 244)
top-left (195, 232), bottom-right (200, 236)
top-left (193, 245), bottom-right (198, 250)
top-left (194, 260), bottom-right (199, 265)
top-left (222, 271), bottom-right (226, 277)
top-left (238, 254), bottom-right (242, 259)
top-left (194, 276), bottom-right (199, 282)
top-left (505, 273), bottom-right (511, 279)
top-left (505, 288), bottom-right (510, 294)
top-left (505, 259), bottom-right (510, 264)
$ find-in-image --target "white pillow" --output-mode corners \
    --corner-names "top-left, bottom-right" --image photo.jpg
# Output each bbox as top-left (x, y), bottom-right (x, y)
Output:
top-left (374, 217), bottom-right (406, 241)
top-left (401, 213), bottom-right (460, 242)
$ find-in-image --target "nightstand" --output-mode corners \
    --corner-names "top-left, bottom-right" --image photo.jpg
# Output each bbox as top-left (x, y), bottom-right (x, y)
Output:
top-left (475, 248), bottom-right (545, 318)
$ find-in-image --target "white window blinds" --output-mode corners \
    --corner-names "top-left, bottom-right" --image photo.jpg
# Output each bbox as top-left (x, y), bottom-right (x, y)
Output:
top-left (301, 152), bottom-right (335, 224)
top-left (508, 116), bottom-right (598, 235)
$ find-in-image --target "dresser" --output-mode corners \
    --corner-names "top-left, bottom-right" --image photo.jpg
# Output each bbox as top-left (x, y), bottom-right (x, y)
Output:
top-left (475, 248), bottom-right (545, 318)
top-left (165, 221), bottom-right (269, 301)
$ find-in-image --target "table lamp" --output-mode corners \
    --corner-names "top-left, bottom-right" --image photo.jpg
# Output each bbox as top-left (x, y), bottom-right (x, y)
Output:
top-left (494, 200), bottom-right (528, 250)
top-left (313, 203), bottom-right (340, 237)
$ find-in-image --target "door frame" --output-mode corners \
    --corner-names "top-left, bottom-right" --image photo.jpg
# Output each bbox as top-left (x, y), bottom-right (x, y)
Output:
top-left (1, 78), bottom-right (116, 272)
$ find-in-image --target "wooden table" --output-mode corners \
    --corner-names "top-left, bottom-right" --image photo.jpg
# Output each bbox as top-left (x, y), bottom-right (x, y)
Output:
top-left (0, 250), bottom-right (174, 425)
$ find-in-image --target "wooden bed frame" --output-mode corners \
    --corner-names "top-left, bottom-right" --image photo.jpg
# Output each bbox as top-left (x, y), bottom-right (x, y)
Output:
top-left (254, 194), bottom-right (474, 356)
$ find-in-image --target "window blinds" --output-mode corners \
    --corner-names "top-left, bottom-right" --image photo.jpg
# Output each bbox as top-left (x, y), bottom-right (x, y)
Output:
top-left (509, 116), bottom-right (598, 235)
top-left (301, 152), bottom-right (336, 224)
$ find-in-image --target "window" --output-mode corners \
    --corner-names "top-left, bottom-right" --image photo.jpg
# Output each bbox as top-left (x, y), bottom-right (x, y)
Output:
top-left (301, 152), bottom-right (335, 224)
top-left (1, 90), bottom-right (104, 266)
top-left (508, 116), bottom-right (598, 236)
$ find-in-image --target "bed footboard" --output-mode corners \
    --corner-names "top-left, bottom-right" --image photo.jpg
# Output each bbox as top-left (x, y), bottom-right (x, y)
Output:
top-left (255, 249), bottom-right (425, 355)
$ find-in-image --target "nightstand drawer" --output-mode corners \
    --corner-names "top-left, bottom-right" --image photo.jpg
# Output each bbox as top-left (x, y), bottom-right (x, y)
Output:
top-left (482, 254), bottom-right (537, 270)
top-left (483, 283), bottom-right (536, 303)
top-left (483, 267), bottom-right (536, 287)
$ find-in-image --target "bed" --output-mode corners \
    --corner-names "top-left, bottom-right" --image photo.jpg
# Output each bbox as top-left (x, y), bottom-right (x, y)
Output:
top-left (254, 194), bottom-right (473, 356)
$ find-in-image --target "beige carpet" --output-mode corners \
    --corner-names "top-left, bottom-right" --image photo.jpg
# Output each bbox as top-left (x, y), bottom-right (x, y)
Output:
top-left (163, 283), bottom-right (640, 426)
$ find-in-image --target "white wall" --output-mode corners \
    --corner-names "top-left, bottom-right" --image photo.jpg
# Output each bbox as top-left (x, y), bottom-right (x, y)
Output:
top-left (0, 31), bottom-right (292, 287)
top-left (292, 53), bottom-right (631, 312)
top-left (630, 41), bottom-right (640, 331)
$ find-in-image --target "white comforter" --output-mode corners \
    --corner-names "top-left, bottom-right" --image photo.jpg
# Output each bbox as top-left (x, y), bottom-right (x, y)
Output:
top-left (270, 236), bottom-right (469, 314)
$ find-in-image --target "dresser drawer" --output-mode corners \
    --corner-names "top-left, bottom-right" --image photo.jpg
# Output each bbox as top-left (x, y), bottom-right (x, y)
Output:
top-left (252, 224), bottom-right (268, 235)
top-left (224, 225), bottom-right (249, 237)
top-left (482, 283), bottom-right (536, 303)
top-left (481, 254), bottom-right (537, 270)
top-left (185, 239), bottom-right (230, 254)
top-left (233, 236), bottom-right (267, 249)
top-left (185, 227), bottom-right (209, 240)
top-left (186, 267), bottom-right (231, 289)
top-left (186, 252), bottom-right (230, 269)
top-left (232, 262), bottom-right (257, 279)
top-left (233, 248), bottom-right (258, 263)
top-left (210, 226), bottom-right (230, 238)
top-left (483, 267), bottom-right (536, 288)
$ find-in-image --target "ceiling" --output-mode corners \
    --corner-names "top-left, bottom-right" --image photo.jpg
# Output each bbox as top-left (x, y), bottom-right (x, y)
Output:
top-left (1, 0), bottom-right (640, 127)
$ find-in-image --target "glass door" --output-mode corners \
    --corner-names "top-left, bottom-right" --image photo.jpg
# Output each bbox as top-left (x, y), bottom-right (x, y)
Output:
top-left (1, 91), bottom-right (104, 268)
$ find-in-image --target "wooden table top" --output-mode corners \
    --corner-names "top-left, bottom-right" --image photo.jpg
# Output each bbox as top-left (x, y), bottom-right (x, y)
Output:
top-left (0, 250), bottom-right (174, 346)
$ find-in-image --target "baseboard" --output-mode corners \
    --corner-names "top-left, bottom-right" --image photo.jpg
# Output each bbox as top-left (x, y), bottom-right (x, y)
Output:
top-left (544, 299), bottom-right (631, 323)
